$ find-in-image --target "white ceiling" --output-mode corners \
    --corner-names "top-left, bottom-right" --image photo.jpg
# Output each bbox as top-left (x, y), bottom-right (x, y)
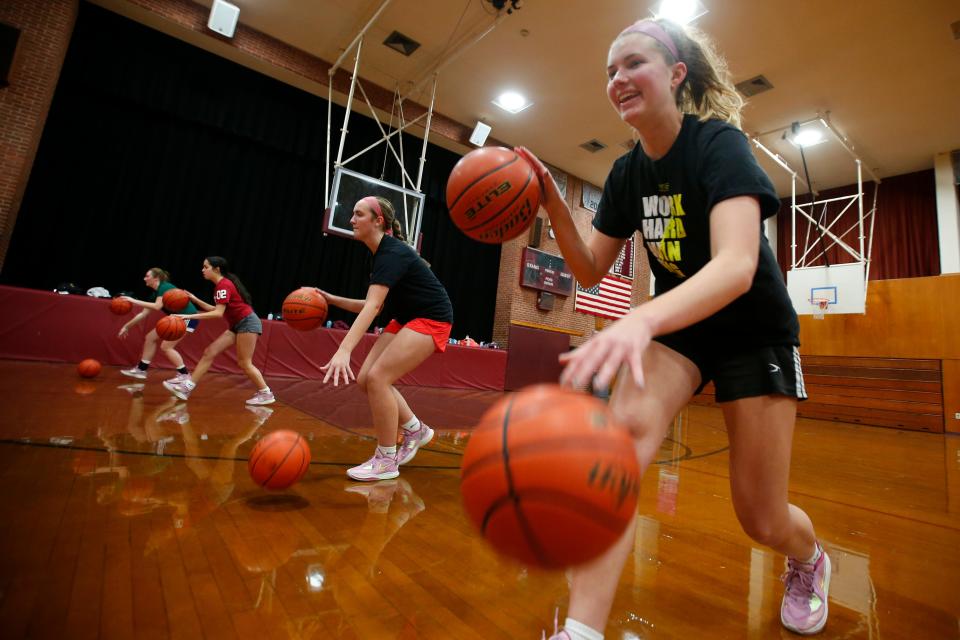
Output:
top-left (188, 0), bottom-right (959, 196)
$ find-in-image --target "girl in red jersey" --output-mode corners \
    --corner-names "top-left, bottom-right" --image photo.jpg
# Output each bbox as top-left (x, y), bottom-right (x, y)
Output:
top-left (163, 256), bottom-right (274, 406)
top-left (318, 196), bottom-right (453, 482)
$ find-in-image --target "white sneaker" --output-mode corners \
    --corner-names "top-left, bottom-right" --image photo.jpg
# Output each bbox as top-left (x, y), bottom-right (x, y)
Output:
top-left (246, 389), bottom-right (275, 406)
top-left (163, 379), bottom-right (194, 401)
top-left (167, 372), bottom-right (191, 384)
top-left (120, 367), bottom-right (147, 380)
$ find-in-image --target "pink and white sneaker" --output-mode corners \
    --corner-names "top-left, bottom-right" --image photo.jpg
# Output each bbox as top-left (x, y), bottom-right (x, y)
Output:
top-left (347, 449), bottom-right (399, 481)
top-left (120, 367), bottom-right (147, 380)
top-left (167, 372), bottom-right (191, 384)
top-left (162, 378), bottom-right (194, 401)
top-left (246, 389), bottom-right (275, 406)
top-left (781, 542), bottom-right (831, 634)
top-left (397, 423), bottom-right (434, 465)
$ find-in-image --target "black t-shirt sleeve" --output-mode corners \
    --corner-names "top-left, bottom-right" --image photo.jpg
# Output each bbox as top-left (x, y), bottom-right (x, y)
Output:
top-left (370, 244), bottom-right (406, 289)
top-left (698, 127), bottom-right (780, 220)
top-left (593, 155), bottom-right (637, 239)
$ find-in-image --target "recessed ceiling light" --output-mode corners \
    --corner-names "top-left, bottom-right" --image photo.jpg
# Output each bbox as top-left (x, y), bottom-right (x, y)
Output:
top-left (493, 91), bottom-right (532, 114)
top-left (786, 124), bottom-right (829, 148)
top-left (653, 0), bottom-right (708, 25)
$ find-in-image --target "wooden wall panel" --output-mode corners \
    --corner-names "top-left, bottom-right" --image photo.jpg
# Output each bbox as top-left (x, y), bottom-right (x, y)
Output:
top-left (798, 274), bottom-right (960, 359)
top-left (944, 359), bottom-right (960, 435)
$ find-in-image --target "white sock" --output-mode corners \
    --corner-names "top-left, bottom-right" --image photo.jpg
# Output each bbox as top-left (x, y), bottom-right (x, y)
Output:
top-left (259, 387), bottom-right (271, 394)
top-left (377, 445), bottom-right (397, 457)
top-left (401, 416), bottom-right (420, 432)
top-left (564, 618), bottom-right (603, 640)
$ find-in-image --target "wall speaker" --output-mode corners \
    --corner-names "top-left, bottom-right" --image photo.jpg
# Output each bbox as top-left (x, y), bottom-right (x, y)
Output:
top-left (469, 121), bottom-right (491, 147)
top-left (536, 291), bottom-right (555, 311)
top-left (527, 216), bottom-right (543, 248)
top-left (0, 22), bottom-right (21, 88)
top-left (207, 0), bottom-right (240, 38)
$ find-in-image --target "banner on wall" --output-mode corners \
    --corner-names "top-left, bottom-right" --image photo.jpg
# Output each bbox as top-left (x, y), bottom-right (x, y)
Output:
top-left (581, 182), bottom-right (602, 212)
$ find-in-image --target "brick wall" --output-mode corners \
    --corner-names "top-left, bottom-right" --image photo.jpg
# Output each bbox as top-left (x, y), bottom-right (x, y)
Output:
top-left (0, 0), bottom-right (78, 271)
top-left (493, 178), bottom-right (650, 348)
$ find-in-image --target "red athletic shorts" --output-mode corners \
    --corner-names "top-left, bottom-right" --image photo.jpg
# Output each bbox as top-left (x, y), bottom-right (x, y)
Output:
top-left (384, 318), bottom-right (452, 353)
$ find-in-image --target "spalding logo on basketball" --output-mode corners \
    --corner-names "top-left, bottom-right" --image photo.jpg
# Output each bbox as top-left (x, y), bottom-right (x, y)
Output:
top-left (446, 147), bottom-right (541, 244)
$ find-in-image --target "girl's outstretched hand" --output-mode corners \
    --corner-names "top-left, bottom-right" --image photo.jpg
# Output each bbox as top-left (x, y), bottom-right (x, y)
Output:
top-left (559, 313), bottom-right (652, 392)
top-left (320, 349), bottom-right (355, 386)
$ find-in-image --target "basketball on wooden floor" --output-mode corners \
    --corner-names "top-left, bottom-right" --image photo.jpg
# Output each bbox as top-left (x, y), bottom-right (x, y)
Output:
top-left (109, 297), bottom-right (132, 315)
top-left (460, 384), bottom-right (640, 569)
top-left (77, 358), bottom-right (102, 378)
top-left (162, 288), bottom-right (190, 312)
top-left (248, 430), bottom-right (311, 490)
top-left (446, 146), bottom-right (540, 243)
top-left (282, 288), bottom-right (328, 331)
top-left (156, 315), bottom-right (187, 341)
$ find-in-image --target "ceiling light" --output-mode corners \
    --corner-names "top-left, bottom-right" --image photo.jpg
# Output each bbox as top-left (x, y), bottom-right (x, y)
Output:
top-left (791, 129), bottom-right (825, 147)
top-left (653, 0), bottom-right (708, 25)
top-left (784, 122), bottom-right (829, 148)
top-left (493, 91), bottom-right (532, 114)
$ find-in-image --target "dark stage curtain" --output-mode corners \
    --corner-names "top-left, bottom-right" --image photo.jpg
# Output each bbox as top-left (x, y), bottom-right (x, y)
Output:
top-left (775, 169), bottom-right (940, 280)
top-left (2, 1), bottom-right (501, 342)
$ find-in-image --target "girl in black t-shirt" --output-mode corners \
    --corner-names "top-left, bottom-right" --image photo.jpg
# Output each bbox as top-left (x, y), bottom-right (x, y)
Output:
top-left (317, 196), bottom-right (453, 482)
top-left (517, 18), bottom-right (828, 639)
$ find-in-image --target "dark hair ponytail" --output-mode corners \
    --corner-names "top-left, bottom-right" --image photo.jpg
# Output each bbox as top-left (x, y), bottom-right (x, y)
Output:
top-left (206, 256), bottom-right (252, 305)
top-left (377, 197), bottom-right (407, 242)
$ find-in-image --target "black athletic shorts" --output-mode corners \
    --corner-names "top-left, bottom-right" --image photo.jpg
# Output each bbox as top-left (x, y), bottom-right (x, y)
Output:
top-left (655, 329), bottom-right (807, 403)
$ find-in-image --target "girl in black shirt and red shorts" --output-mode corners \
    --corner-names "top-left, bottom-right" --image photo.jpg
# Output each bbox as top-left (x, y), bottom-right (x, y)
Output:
top-left (318, 196), bottom-right (453, 482)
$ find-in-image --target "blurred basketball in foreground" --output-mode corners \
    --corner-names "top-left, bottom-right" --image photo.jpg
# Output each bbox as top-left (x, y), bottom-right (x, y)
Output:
top-left (460, 384), bottom-right (639, 569)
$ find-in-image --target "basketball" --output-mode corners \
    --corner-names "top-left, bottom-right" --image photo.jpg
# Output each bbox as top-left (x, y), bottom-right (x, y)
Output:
top-left (162, 288), bottom-right (190, 312)
top-left (460, 384), bottom-right (640, 569)
top-left (248, 430), bottom-right (311, 490)
top-left (77, 358), bottom-right (102, 378)
top-left (282, 287), bottom-right (328, 331)
top-left (109, 297), bottom-right (132, 315)
top-left (446, 146), bottom-right (540, 243)
top-left (156, 315), bottom-right (187, 341)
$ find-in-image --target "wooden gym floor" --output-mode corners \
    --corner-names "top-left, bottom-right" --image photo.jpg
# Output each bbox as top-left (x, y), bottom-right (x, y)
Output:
top-left (0, 359), bottom-right (957, 639)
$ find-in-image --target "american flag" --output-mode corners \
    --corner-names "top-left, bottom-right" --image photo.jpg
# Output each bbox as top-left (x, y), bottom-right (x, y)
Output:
top-left (574, 274), bottom-right (633, 320)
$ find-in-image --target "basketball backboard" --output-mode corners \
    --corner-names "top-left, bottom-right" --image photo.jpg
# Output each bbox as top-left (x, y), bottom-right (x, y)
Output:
top-left (324, 167), bottom-right (424, 250)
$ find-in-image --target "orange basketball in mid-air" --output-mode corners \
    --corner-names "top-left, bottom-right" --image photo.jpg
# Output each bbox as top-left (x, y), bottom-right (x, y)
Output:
top-left (282, 288), bottom-right (328, 331)
top-left (446, 146), bottom-right (540, 243)
top-left (248, 430), bottom-right (311, 490)
top-left (77, 358), bottom-right (102, 378)
top-left (109, 297), bottom-right (132, 315)
top-left (460, 384), bottom-right (640, 569)
top-left (162, 288), bottom-right (190, 312)
top-left (156, 315), bottom-right (187, 341)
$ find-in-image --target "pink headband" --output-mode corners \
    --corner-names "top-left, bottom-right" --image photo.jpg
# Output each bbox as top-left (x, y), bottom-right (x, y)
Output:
top-left (360, 196), bottom-right (392, 236)
top-left (619, 19), bottom-right (680, 61)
